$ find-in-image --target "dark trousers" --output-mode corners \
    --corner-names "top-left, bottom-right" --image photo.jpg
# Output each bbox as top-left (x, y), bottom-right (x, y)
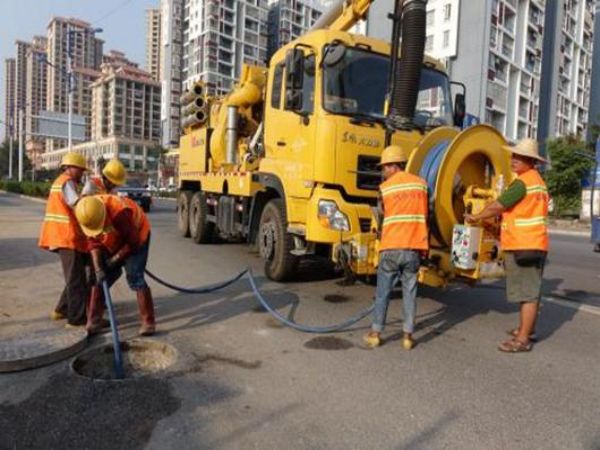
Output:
top-left (55, 249), bottom-right (89, 325)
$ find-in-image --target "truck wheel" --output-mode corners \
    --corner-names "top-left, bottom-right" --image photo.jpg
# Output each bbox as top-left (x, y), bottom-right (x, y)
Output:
top-left (258, 199), bottom-right (298, 281)
top-left (177, 190), bottom-right (193, 237)
top-left (189, 191), bottom-right (214, 244)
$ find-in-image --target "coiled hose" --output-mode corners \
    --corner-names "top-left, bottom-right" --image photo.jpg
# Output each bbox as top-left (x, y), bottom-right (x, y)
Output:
top-left (144, 268), bottom-right (374, 333)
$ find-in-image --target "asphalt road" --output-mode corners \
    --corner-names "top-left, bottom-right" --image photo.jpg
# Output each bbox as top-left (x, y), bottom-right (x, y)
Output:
top-left (1, 193), bottom-right (599, 450)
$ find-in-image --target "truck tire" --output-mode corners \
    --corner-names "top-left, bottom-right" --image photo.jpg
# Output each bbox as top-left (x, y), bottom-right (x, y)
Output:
top-left (177, 190), bottom-right (193, 237)
top-left (189, 191), bottom-right (214, 244)
top-left (258, 199), bottom-right (298, 281)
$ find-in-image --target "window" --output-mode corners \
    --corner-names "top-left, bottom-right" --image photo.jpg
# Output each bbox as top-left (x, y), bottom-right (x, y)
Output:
top-left (444, 4), bottom-right (452, 21)
top-left (426, 10), bottom-right (435, 27)
top-left (443, 30), bottom-right (450, 48)
top-left (271, 64), bottom-right (284, 109)
top-left (425, 35), bottom-right (434, 52)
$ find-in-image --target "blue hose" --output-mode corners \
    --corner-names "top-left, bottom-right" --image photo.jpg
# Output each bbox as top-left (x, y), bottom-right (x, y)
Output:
top-left (145, 268), bottom-right (373, 333)
top-left (101, 281), bottom-right (125, 379)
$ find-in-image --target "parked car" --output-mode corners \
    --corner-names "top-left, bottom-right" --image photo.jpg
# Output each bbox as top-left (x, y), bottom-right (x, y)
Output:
top-left (116, 180), bottom-right (152, 212)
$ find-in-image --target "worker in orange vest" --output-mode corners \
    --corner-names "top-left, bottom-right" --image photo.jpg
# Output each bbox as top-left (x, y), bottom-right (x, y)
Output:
top-left (364, 145), bottom-right (429, 350)
top-left (38, 152), bottom-right (90, 327)
top-left (75, 194), bottom-right (155, 336)
top-left (466, 138), bottom-right (549, 353)
top-left (82, 158), bottom-right (127, 195)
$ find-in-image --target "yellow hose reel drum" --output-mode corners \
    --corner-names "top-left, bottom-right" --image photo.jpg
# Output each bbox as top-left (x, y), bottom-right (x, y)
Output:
top-left (406, 124), bottom-right (512, 249)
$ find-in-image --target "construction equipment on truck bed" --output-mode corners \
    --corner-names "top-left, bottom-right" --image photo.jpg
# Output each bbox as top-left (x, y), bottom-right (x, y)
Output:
top-left (175, 0), bottom-right (513, 287)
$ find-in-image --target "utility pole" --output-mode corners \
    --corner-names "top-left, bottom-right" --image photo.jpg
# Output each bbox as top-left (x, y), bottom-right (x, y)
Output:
top-left (67, 24), bottom-right (73, 152)
top-left (8, 117), bottom-right (13, 179)
top-left (18, 109), bottom-right (24, 182)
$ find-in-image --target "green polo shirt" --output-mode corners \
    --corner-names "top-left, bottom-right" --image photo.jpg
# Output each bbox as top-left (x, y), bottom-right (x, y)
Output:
top-left (497, 180), bottom-right (526, 209)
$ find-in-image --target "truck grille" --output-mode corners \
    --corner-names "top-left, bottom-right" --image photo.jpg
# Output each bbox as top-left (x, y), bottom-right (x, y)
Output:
top-left (356, 155), bottom-right (381, 191)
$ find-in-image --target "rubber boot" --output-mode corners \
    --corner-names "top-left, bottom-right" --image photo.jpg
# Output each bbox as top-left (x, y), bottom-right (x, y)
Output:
top-left (86, 286), bottom-right (106, 335)
top-left (136, 286), bottom-right (156, 336)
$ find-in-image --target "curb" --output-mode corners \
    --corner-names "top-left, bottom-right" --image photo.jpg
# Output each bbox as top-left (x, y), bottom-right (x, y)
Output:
top-left (0, 190), bottom-right (47, 204)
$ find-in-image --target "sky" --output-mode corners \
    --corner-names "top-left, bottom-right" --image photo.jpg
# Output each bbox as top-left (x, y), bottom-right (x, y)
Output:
top-left (0, 0), bottom-right (158, 141)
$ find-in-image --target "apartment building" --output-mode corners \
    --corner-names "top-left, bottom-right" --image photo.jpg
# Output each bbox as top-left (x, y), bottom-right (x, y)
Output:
top-left (4, 58), bottom-right (16, 141)
top-left (539, 0), bottom-right (595, 141)
top-left (181, 0), bottom-right (269, 95)
top-left (43, 59), bottom-right (161, 172)
top-left (267, 0), bottom-right (324, 59)
top-left (160, 0), bottom-right (184, 148)
top-left (14, 40), bottom-right (31, 138)
top-left (146, 8), bottom-right (162, 81)
top-left (25, 36), bottom-right (48, 164)
top-left (46, 17), bottom-right (104, 151)
top-left (587, 1), bottom-right (600, 141)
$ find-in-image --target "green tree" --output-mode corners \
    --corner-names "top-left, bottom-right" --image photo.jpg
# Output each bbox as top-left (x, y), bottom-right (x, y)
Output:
top-left (545, 135), bottom-right (594, 216)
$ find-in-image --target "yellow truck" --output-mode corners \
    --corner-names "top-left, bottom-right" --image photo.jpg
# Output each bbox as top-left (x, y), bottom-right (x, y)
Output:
top-left (176, 0), bottom-right (512, 286)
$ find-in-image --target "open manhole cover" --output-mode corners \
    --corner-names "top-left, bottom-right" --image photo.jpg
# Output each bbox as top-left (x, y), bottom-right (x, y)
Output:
top-left (0, 327), bottom-right (87, 373)
top-left (72, 339), bottom-right (177, 381)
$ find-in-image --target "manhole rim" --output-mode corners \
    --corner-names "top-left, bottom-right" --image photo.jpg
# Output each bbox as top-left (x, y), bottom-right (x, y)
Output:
top-left (70, 338), bottom-right (178, 382)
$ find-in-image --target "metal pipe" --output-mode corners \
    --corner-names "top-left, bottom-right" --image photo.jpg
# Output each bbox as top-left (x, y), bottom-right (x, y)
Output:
top-left (310, 0), bottom-right (345, 30)
top-left (226, 106), bottom-right (239, 165)
top-left (18, 109), bottom-right (23, 182)
top-left (8, 127), bottom-right (13, 179)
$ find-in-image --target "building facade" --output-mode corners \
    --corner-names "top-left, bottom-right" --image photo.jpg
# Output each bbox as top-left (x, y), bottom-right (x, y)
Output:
top-left (146, 8), bottom-right (162, 81)
top-left (587, 1), bottom-right (600, 141)
top-left (46, 17), bottom-right (104, 151)
top-left (538, 0), bottom-right (595, 142)
top-left (160, 0), bottom-right (184, 148)
top-left (14, 40), bottom-right (32, 138)
top-left (4, 58), bottom-right (16, 141)
top-left (42, 59), bottom-right (161, 173)
top-left (267, 0), bottom-right (324, 59)
top-left (25, 36), bottom-right (49, 165)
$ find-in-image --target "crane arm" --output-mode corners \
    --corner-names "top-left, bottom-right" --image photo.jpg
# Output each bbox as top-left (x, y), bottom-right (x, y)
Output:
top-left (310, 0), bottom-right (374, 32)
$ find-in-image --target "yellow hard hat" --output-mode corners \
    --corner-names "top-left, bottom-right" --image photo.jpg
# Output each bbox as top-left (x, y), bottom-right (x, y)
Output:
top-left (102, 158), bottom-right (127, 186)
top-left (378, 145), bottom-right (410, 166)
top-left (75, 196), bottom-right (106, 237)
top-left (60, 152), bottom-right (88, 170)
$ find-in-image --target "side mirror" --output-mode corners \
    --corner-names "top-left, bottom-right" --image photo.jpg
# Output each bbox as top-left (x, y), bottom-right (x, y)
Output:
top-left (453, 93), bottom-right (466, 128)
top-left (285, 48), bottom-right (304, 110)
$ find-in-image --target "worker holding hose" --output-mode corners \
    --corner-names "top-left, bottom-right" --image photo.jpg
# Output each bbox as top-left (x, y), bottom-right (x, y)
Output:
top-left (74, 194), bottom-right (156, 336)
top-left (81, 158), bottom-right (127, 195)
top-left (465, 138), bottom-right (548, 353)
top-left (364, 145), bottom-right (429, 350)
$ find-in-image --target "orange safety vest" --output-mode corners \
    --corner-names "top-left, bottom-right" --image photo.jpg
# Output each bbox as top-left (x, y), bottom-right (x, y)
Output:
top-left (95, 194), bottom-right (151, 254)
top-left (501, 169), bottom-right (549, 251)
top-left (38, 173), bottom-right (87, 252)
top-left (379, 171), bottom-right (429, 251)
top-left (90, 176), bottom-right (107, 194)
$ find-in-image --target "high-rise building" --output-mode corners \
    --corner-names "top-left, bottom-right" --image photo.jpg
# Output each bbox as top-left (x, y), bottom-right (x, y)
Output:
top-left (369, 0), bottom-right (545, 141)
top-left (160, 0), bottom-right (184, 148)
top-left (267, 0), bottom-right (324, 59)
top-left (42, 58), bottom-right (161, 172)
top-left (25, 36), bottom-right (48, 165)
top-left (14, 40), bottom-right (31, 138)
top-left (538, 0), bottom-right (595, 141)
top-left (4, 58), bottom-right (16, 141)
top-left (46, 17), bottom-right (104, 151)
top-left (181, 0), bottom-right (269, 94)
top-left (146, 8), bottom-right (162, 81)
top-left (587, 1), bottom-right (600, 141)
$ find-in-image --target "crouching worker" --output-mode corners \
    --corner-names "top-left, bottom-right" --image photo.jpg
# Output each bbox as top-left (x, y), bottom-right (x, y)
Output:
top-left (75, 194), bottom-right (156, 336)
top-left (363, 145), bottom-right (429, 350)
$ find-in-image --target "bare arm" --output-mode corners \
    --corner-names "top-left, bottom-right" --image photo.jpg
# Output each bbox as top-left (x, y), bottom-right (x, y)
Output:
top-left (464, 201), bottom-right (505, 224)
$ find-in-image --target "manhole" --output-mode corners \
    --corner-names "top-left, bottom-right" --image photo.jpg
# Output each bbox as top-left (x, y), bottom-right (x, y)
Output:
top-left (304, 336), bottom-right (354, 350)
top-left (71, 339), bottom-right (177, 381)
top-left (323, 294), bottom-right (351, 304)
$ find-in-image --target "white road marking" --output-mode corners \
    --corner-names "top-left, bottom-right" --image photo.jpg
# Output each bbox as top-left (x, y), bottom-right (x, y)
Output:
top-left (543, 296), bottom-right (600, 316)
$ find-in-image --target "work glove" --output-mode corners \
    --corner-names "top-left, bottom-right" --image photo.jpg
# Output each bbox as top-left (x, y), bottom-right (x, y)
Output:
top-left (106, 245), bottom-right (130, 270)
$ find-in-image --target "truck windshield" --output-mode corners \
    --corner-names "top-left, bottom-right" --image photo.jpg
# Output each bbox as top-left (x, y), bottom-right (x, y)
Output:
top-left (323, 46), bottom-right (454, 127)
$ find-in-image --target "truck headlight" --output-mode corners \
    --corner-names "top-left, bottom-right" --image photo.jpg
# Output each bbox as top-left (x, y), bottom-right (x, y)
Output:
top-left (318, 200), bottom-right (350, 232)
